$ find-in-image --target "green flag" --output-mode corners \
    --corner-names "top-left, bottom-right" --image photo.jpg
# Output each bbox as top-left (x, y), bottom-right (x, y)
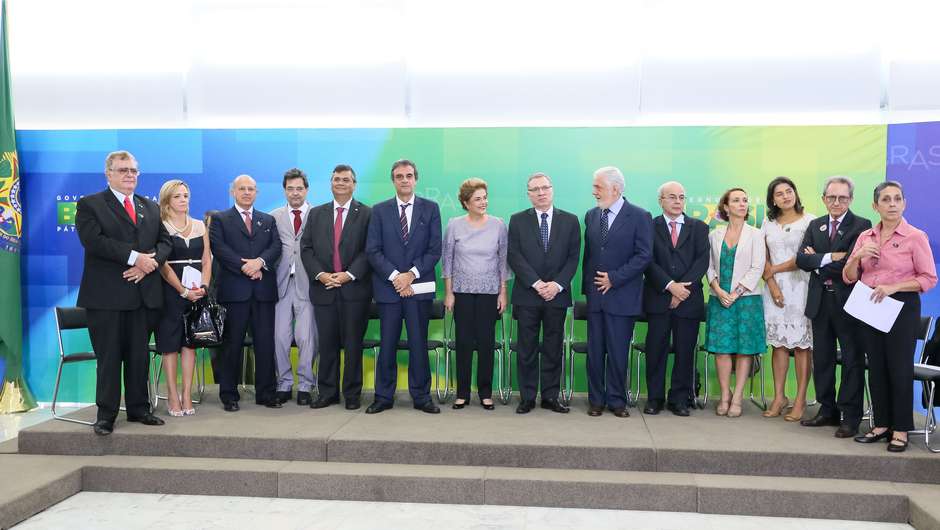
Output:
top-left (0, 0), bottom-right (36, 413)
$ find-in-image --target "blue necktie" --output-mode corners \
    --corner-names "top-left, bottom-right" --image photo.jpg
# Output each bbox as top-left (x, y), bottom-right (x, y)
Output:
top-left (540, 212), bottom-right (549, 251)
top-left (600, 208), bottom-right (610, 245)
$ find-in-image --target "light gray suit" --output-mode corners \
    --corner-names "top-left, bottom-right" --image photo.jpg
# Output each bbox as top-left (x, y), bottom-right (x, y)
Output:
top-left (272, 203), bottom-right (317, 393)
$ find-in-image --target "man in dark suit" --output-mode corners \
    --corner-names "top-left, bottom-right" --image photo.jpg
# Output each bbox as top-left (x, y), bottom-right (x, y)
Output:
top-left (209, 174), bottom-right (282, 411)
top-left (507, 172), bottom-right (581, 414)
top-left (796, 175), bottom-right (871, 438)
top-left (365, 159), bottom-right (442, 414)
top-left (302, 164), bottom-right (372, 410)
top-left (582, 166), bottom-right (653, 418)
top-left (76, 150), bottom-right (171, 435)
top-left (642, 181), bottom-right (709, 417)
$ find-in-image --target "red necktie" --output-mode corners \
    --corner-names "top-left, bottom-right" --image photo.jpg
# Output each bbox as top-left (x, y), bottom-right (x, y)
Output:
top-left (830, 219), bottom-right (839, 243)
top-left (123, 196), bottom-right (136, 225)
top-left (669, 220), bottom-right (678, 247)
top-left (292, 209), bottom-right (302, 236)
top-left (242, 210), bottom-right (252, 234)
top-left (333, 207), bottom-right (345, 272)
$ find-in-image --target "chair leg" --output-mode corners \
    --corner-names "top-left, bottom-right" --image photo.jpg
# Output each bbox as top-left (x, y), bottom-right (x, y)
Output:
top-left (912, 382), bottom-right (940, 453)
top-left (633, 351), bottom-right (642, 404)
top-left (702, 353), bottom-right (711, 408)
top-left (150, 354), bottom-right (165, 409)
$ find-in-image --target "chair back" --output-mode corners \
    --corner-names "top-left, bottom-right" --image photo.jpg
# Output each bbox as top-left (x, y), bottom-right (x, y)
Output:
top-left (573, 300), bottom-right (588, 321)
top-left (55, 306), bottom-right (88, 331)
top-left (368, 301), bottom-right (380, 320)
top-left (920, 317), bottom-right (940, 366)
top-left (918, 316), bottom-right (933, 343)
top-left (430, 300), bottom-right (445, 320)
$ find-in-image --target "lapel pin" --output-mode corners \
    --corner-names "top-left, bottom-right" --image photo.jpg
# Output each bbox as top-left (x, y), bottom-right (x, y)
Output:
top-left (893, 242), bottom-right (900, 248)
top-left (838, 230), bottom-right (843, 236)
top-left (256, 220), bottom-right (262, 226)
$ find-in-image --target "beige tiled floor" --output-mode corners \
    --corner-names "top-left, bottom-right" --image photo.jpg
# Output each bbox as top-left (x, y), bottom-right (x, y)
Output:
top-left (15, 492), bottom-right (913, 530)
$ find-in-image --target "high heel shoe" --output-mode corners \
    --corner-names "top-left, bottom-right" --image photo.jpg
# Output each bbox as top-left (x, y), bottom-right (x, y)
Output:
top-left (784, 402), bottom-right (805, 422)
top-left (762, 397), bottom-right (789, 418)
top-left (167, 408), bottom-right (184, 417)
top-left (182, 408), bottom-right (196, 416)
top-left (716, 400), bottom-right (730, 416)
top-left (481, 399), bottom-right (495, 411)
top-left (727, 399), bottom-right (743, 418)
top-left (452, 399), bottom-right (468, 410)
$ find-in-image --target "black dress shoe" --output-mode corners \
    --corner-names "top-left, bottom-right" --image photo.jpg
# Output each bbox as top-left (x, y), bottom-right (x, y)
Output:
top-left (275, 391), bottom-right (292, 404)
top-left (296, 392), bottom-right (312, 406)
top-left (345, 399), bottom-right (361, 410)
top-left (93, 420), bottom-right (113, 435)
top-left (516, 400), bottom-right (536, 414)
top-left (643, 400), bottom-right (663, 415)
top-left (310, 397), bottom-right (339, 409)
top-left (588, 404), bottom-right (604, 417)
top-left (834, 424), bottom-right (859, 438)
top-left (667, 402), bottom-right (690, 417)
top-left (540, 399), bottom-right (570, 413)
top-left (258, 399), bottom-right (283, 409)
top-left (223, 401), bottom-right (240, 412)
top-left (854, 429), bottom-right (892, 444)
top-left (415, 401), bottom-right (441, 414)
top-left (800, 413), bottom-right (840, 427)
top-left (452, 399), bottom-right (469, 410)
top-left (127, 413), bottom-right (165, 426)
top-left (365, 401), bottom-right (392, 414)
top-left (611, 407), bottom-right (630, 418)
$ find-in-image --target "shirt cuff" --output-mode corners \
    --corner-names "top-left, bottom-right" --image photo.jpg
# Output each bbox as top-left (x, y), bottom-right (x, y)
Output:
top-left (127, 250), bottom-right (139, 266)
top-left (820, 253), bottom-right (833, 268)
top-left (259, 257), bottom-right (268, 270)
top-left (345, 271), bottom-right (356, 281)
top-left (388, 271), bottom-right (399, 281)
top-left (410, 267), bottom-right (420, 279)
top-left (553, 282), bottom-right (564, 293)
top-left (664, 280), bottom-right (674, 292)
top-left (315, 272), bottom-right (324, 280)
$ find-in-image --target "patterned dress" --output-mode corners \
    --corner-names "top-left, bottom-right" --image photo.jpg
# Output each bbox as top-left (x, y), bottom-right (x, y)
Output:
top-left (761, 215), bottom-right (813, 349)
top-left (705, 241), bottom-right (767, 355)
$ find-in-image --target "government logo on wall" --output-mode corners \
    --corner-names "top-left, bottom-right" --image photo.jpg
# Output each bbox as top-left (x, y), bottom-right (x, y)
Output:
top-left (0, 150), bottom-right (21, 253)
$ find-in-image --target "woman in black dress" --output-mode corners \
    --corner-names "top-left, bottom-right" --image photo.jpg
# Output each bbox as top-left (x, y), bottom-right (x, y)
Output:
top-left (155, 180), bottom-right (212, 416)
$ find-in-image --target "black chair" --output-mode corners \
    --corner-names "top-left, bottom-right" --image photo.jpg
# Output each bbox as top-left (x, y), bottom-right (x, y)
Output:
top-left (52, 307), bottom-right (97, 425)
top-left (371, 300), bottom-right (452, 403)
top-left (629, 315), bottom-right (706, 409)
top-left (910, 317), bottom-right (938, 452)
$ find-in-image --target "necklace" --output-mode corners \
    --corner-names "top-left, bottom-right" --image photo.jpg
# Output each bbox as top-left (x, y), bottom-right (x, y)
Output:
top-left (166, 216), bottom-right (192, 237)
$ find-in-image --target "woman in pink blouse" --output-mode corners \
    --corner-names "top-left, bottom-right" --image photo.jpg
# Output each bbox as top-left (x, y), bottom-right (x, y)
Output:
top-left (843, 181), bottom-right (937, 452)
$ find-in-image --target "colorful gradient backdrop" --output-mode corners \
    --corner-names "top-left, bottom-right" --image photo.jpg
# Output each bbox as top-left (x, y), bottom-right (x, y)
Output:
top-left (16, 125), bottom-right (890, 404)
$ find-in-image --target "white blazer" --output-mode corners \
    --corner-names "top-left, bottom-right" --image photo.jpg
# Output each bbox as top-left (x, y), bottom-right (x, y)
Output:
top-left (707, 223), bottom-right (765, 297)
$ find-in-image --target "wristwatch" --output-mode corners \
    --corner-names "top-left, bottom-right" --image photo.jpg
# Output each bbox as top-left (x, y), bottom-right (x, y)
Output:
top-left (180, 288), bottom-right (191, 299)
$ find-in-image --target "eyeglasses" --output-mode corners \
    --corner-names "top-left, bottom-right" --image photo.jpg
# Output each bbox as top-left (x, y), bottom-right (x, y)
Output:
top-left (660, 194), bottom-right (686, 202)
top-left (823, 195), bottom-right (851, 204)
top-left (110, 167), bottom-right (140, 176)
top-left (527, 185), bottom-right (552, 193)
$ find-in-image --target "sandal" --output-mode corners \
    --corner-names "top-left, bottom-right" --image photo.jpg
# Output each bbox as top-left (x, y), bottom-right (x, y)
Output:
top-left (716, 400), bottom-right (730, 416)
top-left (727, 399), bottom-right (743, 418)
top-left (887, 435), bottom-right (909, 453)
top-left (784, 402), bottom-right (805, 422)
top-left (762, 397), bottom-right (789, 418)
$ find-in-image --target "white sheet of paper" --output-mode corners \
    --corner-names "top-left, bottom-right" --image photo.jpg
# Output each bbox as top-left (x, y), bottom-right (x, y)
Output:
top-left (411, 281), bottom-right (436, 295)
top-left (180, 265), bottom-right (202, 289)
top-left (843, 281), bottom-right (904, 333)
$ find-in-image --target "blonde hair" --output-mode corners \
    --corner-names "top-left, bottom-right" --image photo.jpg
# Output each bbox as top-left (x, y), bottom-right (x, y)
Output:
top-left (158, 179), bottom-right (190, 221)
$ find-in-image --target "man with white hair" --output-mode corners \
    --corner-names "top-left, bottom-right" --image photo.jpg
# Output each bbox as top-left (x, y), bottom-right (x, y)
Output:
top-left (209, 174), bottom-right (283, 411)
top-left (582, 166), bottom-right (653, 417)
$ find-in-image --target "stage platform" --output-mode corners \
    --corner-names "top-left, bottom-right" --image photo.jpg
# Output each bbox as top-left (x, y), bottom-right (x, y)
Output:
top-left (4, 389), bottom-right (940, 529)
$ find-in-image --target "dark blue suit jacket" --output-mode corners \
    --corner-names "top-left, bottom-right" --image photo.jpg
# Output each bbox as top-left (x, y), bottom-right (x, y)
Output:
top-left (209, 206), bottom-right (282, 303)
top-left (581, 199), bottom-right (653, 316)
top-left (642, 214), bottom-right (710, 319)
top-left (366, 196), bottom-right (442, 303)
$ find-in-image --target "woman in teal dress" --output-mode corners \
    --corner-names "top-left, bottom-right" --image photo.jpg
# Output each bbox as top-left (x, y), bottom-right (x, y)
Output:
top-left (705, 188), bottom-right (767, 417)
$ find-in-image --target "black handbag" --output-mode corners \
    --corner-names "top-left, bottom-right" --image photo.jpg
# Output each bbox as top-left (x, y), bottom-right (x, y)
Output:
top-left (183, 296), bottom-right (226, 347)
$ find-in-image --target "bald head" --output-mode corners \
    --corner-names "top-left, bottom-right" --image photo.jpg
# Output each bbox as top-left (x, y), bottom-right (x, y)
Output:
top-left (231, 174), bottom-right (258, 209)
top-left (658, 180), bottom-right (686, 218)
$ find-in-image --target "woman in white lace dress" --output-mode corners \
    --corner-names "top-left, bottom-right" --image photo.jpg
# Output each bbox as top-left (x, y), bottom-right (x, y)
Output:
top-left (761, 177), bottom-right (813, 421)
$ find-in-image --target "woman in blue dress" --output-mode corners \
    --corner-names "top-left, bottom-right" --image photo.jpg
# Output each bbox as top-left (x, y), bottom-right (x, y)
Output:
top-left (705, 188), bottom-right (767, 417)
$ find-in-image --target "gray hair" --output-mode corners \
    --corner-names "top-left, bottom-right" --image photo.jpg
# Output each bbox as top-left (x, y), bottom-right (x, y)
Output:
top-left (230, 174), bottom-right (256, 191)
top-left (527, 172), bottom-right (553, 185)
top-left (657, 180), bottom-right (684, 198)
top-left (822, 175), bottom-right (855, 198)
top-left (873, 180), bottom-right (904, 202)
top-left (594, 166), bottom-right (625, 194)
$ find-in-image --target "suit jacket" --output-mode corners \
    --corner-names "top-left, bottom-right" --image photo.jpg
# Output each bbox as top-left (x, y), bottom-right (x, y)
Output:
top-left (795, 210), bottom-right (871, 319)
top-left (643, 214), bottom-right (710, 319)
top-left (366, 196), bottom-right (442, 303)
top-left (507, 207), bottom-right (581, 308)
top-left (208, 206), bottom-right (282, 304)
top-left (270, 204), bottom-right (311, 301)
top-left (706, 223), bottom-right (765, 297)
top-left (300, 198), bottom-right (373, 305)
top-left (581, 200), bottom-right (654, 316)
top-left (76, 188), bottom-right (171, 311)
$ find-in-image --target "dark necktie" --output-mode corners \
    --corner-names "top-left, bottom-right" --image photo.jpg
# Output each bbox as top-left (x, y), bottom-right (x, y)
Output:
top-left (292, 209), bottom-right (302, 236)
top-left (333, 207), bottom-right (345, 272)
top-left (830, 218), bottom-right (839, 244)
top-left (540, 212), bottom-right (549, 251)
top-left (600, 208), bottom-right (610, 245)
top-left (400, 203), bottom-right (410, 244)
top-left (123, 196), bottom-right (136, 225)
top-left (242, 210), bottom-right (252, 234)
